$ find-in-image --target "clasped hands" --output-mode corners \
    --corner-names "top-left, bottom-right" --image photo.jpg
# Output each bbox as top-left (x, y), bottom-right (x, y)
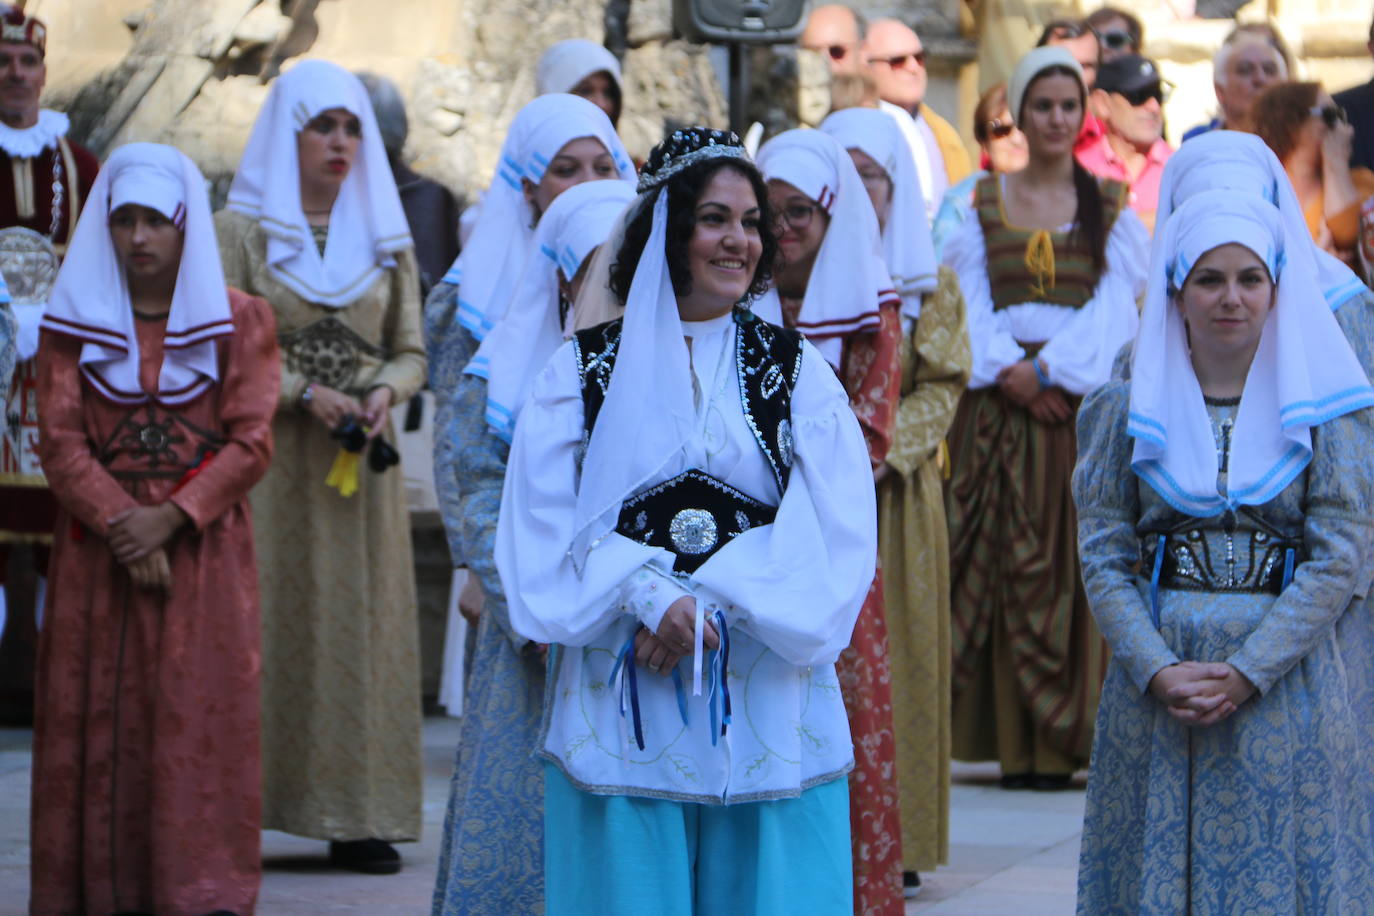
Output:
top-left (305, 383), bottom-right (392, 440)
top-left (1148, 661), bottom-right (1257, 727)
top-left (634, 595), bottom-right (720, 676)
top-left (997, 359), bottom-right (1071, 425)
top-left (105, 502), bottom-right (188, 592)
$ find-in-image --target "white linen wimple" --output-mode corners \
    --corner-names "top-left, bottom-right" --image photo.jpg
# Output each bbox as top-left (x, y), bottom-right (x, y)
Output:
top-left (1128, 190), bottom-right (1374, 516)
top-left (468, 179), bottom-right (635, 441)
top-left (1157, 129), bottom-right (1367, 312)
top-left (42, 143), bottom-right (231, 406)
top-left (439, 93), bottom-right (635, 340)
top-left (821, 107), bottom-right (938, 321)
top-left (756, 127), bottom-right (897, 368)
top-left (226, 59), bottom-right (412, 308)
top-left (536, 39), bottom-right (622, 96)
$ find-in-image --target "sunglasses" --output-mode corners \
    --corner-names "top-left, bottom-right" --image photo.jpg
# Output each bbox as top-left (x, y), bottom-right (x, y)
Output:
top-left (1116, 83), bottom-right (1166, 107)
top-left (872, 49), bottom-right (927, 69)
top-left (983, 119), bottom-right (1016, 140)
top-left (1311, 104), bottom-right (1348, 128)
top-left (1095, 29), bottom-right (1134, 50)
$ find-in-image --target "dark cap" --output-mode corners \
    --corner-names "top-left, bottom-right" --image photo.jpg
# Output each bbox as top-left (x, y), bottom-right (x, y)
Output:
top-left (1095, 54), bottom-right (1161, 94)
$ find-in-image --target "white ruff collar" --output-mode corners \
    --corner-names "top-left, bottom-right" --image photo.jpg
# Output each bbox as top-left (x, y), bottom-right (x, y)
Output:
top-left (0, 110), bottom-right (69, 159)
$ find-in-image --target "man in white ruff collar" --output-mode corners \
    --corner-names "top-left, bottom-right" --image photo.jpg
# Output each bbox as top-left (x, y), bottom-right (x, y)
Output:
top-left (0, 2), bottom-right (99, 725)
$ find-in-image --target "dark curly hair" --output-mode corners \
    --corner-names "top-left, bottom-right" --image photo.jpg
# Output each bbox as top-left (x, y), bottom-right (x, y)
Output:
top-left (608, 158), bottom-right (778, 306)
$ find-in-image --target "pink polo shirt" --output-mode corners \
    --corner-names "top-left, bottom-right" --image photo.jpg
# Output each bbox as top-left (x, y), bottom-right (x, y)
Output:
top-left (1076, 134), bottom-right (1174, 233)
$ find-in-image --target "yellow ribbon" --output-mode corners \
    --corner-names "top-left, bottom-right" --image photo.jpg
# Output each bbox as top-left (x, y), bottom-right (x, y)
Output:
top-left (324, 449), bottom-right (361, 497)
top-left (1024, 229), bottom-right (1056, 299)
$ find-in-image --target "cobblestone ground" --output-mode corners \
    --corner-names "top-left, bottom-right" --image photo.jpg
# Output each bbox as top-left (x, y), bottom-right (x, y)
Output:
top-left (0, 720), bottom-right (1082, 914)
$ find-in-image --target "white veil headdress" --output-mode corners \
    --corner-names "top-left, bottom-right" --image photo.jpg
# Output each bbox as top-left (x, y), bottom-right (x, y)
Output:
top-left (1128, 189), bottom-right (1374, 515)
top-left (469, 179), bottom-right (636, 441)
top-left (569, 128), bottom-right (751, 571)
top-left (536, 39), bottom-right (623, 97)
top-left (42, 143), bottom-right (232, 406)
top-left (755, 128), bottom-right (898, 369)
top-left (1156, 129), bottom-right (1367, 312)
top-left (439, 93), bottom-right (635, 340)
top-left (820, 106), bottom-right (938, 320)
top-left (225, 59), bottom-right (411, 309)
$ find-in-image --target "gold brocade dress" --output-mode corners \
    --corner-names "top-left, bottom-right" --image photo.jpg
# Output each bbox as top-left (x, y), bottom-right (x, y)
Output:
top-left (214, 208), bottom-right (427, 841)
top-left (877, 267), bottom-right (971, 872)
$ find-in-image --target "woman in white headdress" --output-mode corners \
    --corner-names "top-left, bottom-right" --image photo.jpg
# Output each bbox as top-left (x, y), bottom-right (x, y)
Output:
top-left (424, 93), bottom-right (633, 665)
top-left (1116, 128), bottom-right (1374, 379)
top-left (32, 142), bottom-right (278, 912)
top-left (940, 46), bottom-right (1149, 790)
top-left (431, 178), bottom-right (635, 916)
top-left (215, 58), bottom-right (426, 874)
top-left (754, 126), bottom-right (904, 915)
top-left (536, 38), bottom-right (624, 127)
top-left (1074, 188), bottom-right (1374, 911)
top-left (497, 127), bottom-right (875, 915)
top-left (821, 106), bottom-right (972, 888)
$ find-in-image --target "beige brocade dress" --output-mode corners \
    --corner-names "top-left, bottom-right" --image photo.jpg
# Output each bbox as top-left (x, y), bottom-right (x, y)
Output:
top-left (877, 266), bottom-right (971, 872)
top-left (214, 209), bottom-right (427, 841)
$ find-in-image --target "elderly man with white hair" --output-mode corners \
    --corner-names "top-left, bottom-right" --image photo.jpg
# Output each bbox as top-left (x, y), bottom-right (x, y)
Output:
top-left (1182, 26), bottom-right (1290, 140)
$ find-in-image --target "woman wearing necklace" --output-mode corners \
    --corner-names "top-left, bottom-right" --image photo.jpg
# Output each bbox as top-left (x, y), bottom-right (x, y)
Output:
top-left (1074, 188), bottom-right (1374, 910)
top-left (497, 128), bottom-right (876, 915)
top-left (940, 46), bottom-right (1149, 790)
top-left (31, 142), bottom-right (278, 913)
top-left (755, 126), bottom-right (905, 915)
top-left (215, 59), bottom-right (427, 875)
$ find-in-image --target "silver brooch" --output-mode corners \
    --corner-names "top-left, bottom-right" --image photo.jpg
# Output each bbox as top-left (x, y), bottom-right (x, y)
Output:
top-left (778, 419), bottom-right (794, 466)
top-left (669, 509), bottom-right (718, 555)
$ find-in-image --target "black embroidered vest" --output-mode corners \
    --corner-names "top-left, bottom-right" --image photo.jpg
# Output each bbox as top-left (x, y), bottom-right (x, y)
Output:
top-left (572, 306), bottom-right (804, 572)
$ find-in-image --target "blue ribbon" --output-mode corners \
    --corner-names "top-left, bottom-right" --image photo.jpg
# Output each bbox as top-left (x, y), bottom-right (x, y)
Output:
top-left (1281, 546), bottom-right (1296, 591)
top-left (707, 610), bottom-right (732, 745)
top-left (1149, 534), bottom-right (1166, 630)
top-left (608, 634), bottom-right (646, 751)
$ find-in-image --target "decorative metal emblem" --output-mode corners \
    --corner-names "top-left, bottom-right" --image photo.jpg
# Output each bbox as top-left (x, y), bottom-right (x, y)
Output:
top-left (669, 508), bottom-right (718, 555)
top-left (279, 316), bottom-right (382, 390)
top-left (0, 226), bottom-right (58, 305)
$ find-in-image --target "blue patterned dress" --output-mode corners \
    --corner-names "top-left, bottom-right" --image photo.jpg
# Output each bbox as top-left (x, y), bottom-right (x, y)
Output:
top-left (1073, 379), bottom-right (1374, 913)
top-left (426, 284), bottom-right (546, 915)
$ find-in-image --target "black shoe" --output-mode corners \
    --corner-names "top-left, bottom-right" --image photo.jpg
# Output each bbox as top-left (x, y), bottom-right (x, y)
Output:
top-left (202, 911), bottom-right (238, 916)
top-left (999, 772), bottom-right (1033, 789)
top-left (1030, 773), bottom-right (1075, 791)
top-left (902, 870), bottom-right (922, 899)
top-left (328, 838), bottom-right (402, 874)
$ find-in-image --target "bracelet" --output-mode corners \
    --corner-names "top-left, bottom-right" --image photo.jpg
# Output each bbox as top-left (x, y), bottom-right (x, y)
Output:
top-left (300, 382), bottom-right (316, 408)
top-left (1032, 358), bottom-right (1051, 390)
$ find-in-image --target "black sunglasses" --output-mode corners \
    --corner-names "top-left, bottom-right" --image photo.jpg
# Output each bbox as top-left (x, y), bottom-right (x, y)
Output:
top-left (1117, 83), bottom-right (1165, 107)
top-left (1096, 29), bottom-right (1133, 50)
top-left (983, 119), bottom-right (1015, 140)
top-left (1311, 104), bottom-right (1348, 128)
top-left (872, 50), bottom-right (927, 69)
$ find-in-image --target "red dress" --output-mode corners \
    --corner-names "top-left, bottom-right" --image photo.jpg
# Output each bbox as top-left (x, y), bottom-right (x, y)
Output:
top-left (785, 297), bottom-right (906, 916)
top-left (29, 290), bottom-right (279, 916)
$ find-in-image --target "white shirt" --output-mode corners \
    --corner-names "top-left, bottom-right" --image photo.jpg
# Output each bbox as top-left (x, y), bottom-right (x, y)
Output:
top-left (941, 179), bottom-right (1150, 394)
top-left (497, 313), bottom-right (877, 803)
top-left (879, 100), bottom-right (946, 221)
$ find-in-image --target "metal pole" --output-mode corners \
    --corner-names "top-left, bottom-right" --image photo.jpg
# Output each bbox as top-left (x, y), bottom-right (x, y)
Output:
top-left (728, 41), bottom-right (747, 135)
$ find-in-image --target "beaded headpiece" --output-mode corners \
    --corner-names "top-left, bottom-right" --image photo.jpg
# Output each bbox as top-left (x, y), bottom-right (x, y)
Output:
top-left (637, 127), bottom-right (747, 193)
top-left (0, 3), bottom-right (45, 57)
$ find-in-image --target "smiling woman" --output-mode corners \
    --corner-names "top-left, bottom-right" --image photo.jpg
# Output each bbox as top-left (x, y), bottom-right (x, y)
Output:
top-left (498, 128), bottom-right (876, 916)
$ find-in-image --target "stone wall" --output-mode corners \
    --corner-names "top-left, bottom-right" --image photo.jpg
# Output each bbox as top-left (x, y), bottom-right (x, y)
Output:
top-left (39, 0), bottom-right (727, 198)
